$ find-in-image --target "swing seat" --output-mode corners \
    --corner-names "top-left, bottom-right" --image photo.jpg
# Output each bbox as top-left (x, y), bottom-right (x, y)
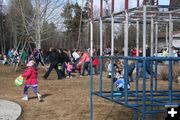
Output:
top-left (114, 92), bottom-right (122, 96)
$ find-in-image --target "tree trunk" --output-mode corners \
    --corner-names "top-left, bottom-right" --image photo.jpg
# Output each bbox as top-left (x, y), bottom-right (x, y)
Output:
top-left (13, 24), bottom-right (17, 49)
top-left (36, 0), bottom-right (41, 49)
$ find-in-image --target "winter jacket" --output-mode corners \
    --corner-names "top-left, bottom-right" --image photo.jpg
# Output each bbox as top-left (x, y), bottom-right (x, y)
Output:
top-left (49, 50), bottom-right (61, 64)
top-left (92, 57), bottom-right (99, 67)
top-left (78, 52), bottom-right (90, 66)
top-left (21, 50), bottom-right (27, 62)
top-left (59, 51), bottom-right (70, 64)
top-left (65, 63), bottom-right (73, 72)
top-left (72, 52), bottom-right (80, 61)
top-left (22, 67), bottom-right (38, 85)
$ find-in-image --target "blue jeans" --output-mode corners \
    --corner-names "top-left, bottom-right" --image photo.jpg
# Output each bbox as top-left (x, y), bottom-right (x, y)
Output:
top-left (134, 62), bottom-right (143, 80)
top-left (67, 71), bottom-right (72, 77)
top-left (128, 63), bottom-right (135, 82)
top-left (146, 60), bottom-right (154, 76)
top-left (93, 65), bottom-right (98, 74)
top-left (82, 62), bottom-right (90, 76)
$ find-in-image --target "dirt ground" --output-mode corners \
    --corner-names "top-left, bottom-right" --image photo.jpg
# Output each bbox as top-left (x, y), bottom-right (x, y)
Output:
top-left (0, 64), bottom-right (179, 120)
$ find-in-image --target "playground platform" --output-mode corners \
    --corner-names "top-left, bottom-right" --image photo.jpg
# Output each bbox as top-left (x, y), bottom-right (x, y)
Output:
top-left (0, 99), bottom-right (22, 120)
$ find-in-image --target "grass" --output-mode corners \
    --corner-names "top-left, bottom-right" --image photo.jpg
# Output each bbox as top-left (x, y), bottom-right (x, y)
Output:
top-left (0, 64), bottom-right (179, 120)
top-left (159, 64), bottom-right (180, 82)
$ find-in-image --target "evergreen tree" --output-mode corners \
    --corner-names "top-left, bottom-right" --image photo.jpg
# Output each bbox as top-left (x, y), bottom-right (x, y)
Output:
top-left (61, 2), bottom-right (73, 32)
top-left (61, 1), bottom-right (89, 48)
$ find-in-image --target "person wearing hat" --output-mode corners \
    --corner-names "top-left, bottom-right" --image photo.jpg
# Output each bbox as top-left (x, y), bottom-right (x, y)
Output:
top-left (21, 60), bottom-right (42, 102)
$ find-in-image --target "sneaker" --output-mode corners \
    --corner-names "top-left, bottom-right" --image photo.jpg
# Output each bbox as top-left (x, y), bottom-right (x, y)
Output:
top-left (66, 76), bottom-right (69, 78)
top-left (37, 93), bottom-right (43, 102)
top-left (70, 76), bottom-right (72, 79)
top-left (22, 96), bottom-right (28, 101)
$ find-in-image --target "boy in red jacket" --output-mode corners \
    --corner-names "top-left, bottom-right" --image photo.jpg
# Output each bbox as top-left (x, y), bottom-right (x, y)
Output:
top-left (21, 60), bottom-right (42, 102)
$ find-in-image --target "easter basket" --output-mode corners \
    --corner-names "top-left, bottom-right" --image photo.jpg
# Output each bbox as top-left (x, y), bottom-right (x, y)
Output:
top-left (15, 75), bottom-right (24, 87)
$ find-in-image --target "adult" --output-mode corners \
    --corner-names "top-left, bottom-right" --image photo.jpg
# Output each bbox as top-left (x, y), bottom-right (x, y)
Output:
top-left (72, 49), bottom-right (81, 70)
top-left (77, 50), bottom-right (90, 76)
top-left (33, 48), bottom-right (44, 67)
top-left (21, 49), bottom-right (27, 65)
top-left (59, 49), bottom-right (70, 77)
top-left (145, 45), bottom-right (155, 78)
top-left (43, 48), bottom-right (62, 80)
top-left (72, 49), bottom-right (80, 63)
top-left (92, 51), bottom-right (99, 75)
top-left (131, 48), bottom-right (137, 57)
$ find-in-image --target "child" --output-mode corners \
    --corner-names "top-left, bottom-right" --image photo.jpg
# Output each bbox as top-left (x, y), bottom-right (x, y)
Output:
top-left (114, 60), bottom-right (124, 79)
top-left (21, 60), bottom-right (42, 102)
top-left (107, 60), bottom-right (112, 78)
top-left (65, 61), bottom-right (73, 78)
top-left (2, 55), bottom-right (8, 65)
top-left (115, 78), bottom-right (130, 91)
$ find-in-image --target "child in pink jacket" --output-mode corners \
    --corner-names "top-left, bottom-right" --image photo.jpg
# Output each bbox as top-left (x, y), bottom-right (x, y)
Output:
top-left (21, 60), bottom-right (42, 102)
top-left (65, 61), bottom-right (73, 78)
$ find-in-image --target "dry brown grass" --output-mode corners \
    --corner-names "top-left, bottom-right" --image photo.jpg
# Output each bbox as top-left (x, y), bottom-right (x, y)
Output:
top-left (0, 64), bottom-right (179, 120)
top-left (159, 64), bottom-right (180, 82)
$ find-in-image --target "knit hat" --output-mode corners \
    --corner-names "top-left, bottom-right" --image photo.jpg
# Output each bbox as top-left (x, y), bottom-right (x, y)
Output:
top-left (27, 60), bottom-right (35, 67)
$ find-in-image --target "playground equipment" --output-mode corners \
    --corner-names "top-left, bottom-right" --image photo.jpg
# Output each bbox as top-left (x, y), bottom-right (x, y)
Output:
top-left (89, 0), bottom-right (180, 120)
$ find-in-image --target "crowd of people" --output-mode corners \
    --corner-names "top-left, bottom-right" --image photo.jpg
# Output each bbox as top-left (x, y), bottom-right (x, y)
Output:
top-left (107, 46), bottom-right (180, 91)
top-left (0, 46), bottom-right (180, 89)
top-left (0, 46), bottom-right (180, 79)
top-left (0, 47), bottom-right (101, 80)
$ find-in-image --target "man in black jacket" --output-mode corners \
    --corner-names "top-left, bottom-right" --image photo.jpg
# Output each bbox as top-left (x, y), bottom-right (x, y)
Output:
top-left (43, 48), bottom-right (63, 80)
top-left (59, 49), bottom-right (70, 77)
